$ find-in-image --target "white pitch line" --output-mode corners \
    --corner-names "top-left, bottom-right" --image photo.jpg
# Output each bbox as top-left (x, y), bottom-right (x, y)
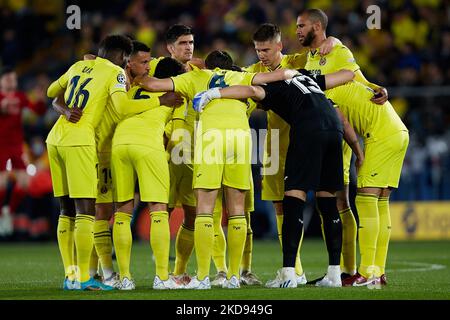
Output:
top-left (258, 261), bottom-right (447, 277)
top-left (387, 261), bottom-right (447, 273)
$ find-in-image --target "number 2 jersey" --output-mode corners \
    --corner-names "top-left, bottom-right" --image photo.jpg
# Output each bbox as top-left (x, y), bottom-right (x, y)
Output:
top-left (46, 57), bottom-right (127, 147)
top-left (112, 86), bottom-right (179, 150)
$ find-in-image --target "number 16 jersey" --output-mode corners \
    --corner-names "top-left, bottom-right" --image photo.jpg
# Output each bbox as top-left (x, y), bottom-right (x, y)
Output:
top-left (46, 57), bottom-right (127, 147)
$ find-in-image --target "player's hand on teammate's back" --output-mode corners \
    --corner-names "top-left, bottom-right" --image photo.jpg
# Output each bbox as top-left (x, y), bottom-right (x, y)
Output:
top-left (65, 107), bottom-right (82, 123)
top-left (193, 88), bottom-right (221, 113)
top-left (159, 92), bottom-right (184, 108)
top-left (371, 87), bottom-right (388, 105)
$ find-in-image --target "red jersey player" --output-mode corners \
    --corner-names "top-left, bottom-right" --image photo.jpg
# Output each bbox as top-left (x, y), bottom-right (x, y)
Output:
top-left (0, 66), bottom-right (47, 236)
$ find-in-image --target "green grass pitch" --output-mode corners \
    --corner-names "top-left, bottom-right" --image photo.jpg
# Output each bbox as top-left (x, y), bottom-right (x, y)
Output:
top-left (0, 239), bottom-right (449, 300)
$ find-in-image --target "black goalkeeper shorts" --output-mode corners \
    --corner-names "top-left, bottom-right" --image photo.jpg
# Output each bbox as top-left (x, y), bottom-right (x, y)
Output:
top-left (284, 129), bottom-right (344, 193)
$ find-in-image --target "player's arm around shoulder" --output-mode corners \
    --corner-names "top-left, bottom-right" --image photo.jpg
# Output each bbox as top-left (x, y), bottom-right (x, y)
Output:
top-left (47, 63), bottom-right (80, 98)
top-left (318, 36), bottom-right (342, 55)
top-left (192, 85), bottom-right (265, 113)
top-left (252, 68), bottom-right (299, 85)
top-left (354, 70), bottom-right (388, 104)
top-left (324, 69), bottom-right (355, 89)
top-left (133, 74), bottom-right (175, 92)
top-left (335, 45), bottom-right (389, 104)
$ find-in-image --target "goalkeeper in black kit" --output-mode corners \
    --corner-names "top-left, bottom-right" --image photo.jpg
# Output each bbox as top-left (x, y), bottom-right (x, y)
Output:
top-left (192, 69), bottom-right (364, 288)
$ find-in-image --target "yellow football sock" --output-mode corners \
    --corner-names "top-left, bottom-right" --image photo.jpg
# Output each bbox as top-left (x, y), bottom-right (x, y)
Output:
top-left (375, 197), bottom-right (391, 276)
top-left (150, 211), bottom-right (170, 280)
top-left (227, 216), bottom-right (247, 279)
top-left (339, 208), bottom-right (357, 274)
top-left (277, 213), bottom-right (303, 275)
top-left (74, 214), bottom-right (95, 282)
top-left (89, 246), bottom-right (99, 277)
top-left (276, 214), bottom-right (283, 247)
top-left (195, 214), bottom-right (214, 280)
top-left (295, 229), bottom-right (304, 276)
top-left (240, 211), bottom-right (253, 272)
top-left (57, 215), bottom-right (76, 280)
top-left (355, 193), bottom-right (379, 278)
top-left (113, 212), bottom-right (132, 280)
top-left (174, 223), bottom-right (194, 275)
top-left (94, 219), bottom-right (114, 279)
top-left (212, 208), bottom-right (227, 273)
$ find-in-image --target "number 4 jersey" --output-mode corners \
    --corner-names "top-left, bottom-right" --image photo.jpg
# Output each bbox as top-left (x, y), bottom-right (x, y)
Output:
top-left (171, 67), bottom-right (256, 131)
top-left (46, 57), bottom-right (127, 147)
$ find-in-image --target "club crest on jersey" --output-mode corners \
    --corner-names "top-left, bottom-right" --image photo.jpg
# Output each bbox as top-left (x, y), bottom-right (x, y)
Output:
top-left (319, 57), bottom-right (327, 66)
top-left (117, 73), bottom-right (126, 85)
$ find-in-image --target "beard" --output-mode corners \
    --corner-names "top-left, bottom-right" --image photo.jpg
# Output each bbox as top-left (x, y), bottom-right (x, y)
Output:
top-left (128, 68), bottom-right (136, 79)
top-left (301, 30), bottom-right (316, 47)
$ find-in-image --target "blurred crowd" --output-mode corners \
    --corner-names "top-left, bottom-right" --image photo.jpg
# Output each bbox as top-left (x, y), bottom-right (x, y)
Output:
top-left (0, 0), bottom-right (449, 240)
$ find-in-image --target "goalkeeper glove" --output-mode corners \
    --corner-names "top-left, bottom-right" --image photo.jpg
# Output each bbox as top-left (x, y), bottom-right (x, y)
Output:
top-left (192, 87), bottom-right (221, 113)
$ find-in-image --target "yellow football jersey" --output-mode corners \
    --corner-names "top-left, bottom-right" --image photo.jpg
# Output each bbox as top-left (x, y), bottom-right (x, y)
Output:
top-left (112, 86), bottom-right (178, 151)
top-left (327, 82), bottom-right (407, 141)
top-left (305, 44), bottom-right (361, 76)
top-left (244, 54), bottom-right (307, 164)
top-left (95, 98), bottom-right (121, 153)
top-left (150, 57), bottom-right (200, 151)
top-left (46, 57), bottom-right (127, 147)
top-left (244, 53), bottom-right (307, 73)
top-left (305, 45), bottom-right (407, 141)
top-left (148, 56), bottom-right (165, 77)
top-left (244, 53), bottom-right (307, 130)
top-left (171, 68), bottom-right (256, 131)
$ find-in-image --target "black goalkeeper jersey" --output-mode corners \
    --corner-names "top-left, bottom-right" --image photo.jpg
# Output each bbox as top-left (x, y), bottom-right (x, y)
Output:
top-left (259, 69), bottom-right (343, 134)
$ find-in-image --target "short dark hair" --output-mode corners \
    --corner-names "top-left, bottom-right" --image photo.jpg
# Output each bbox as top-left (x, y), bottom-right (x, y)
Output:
top-left (153, 57), bottom-right (185, 78)
top-left (0, 66), bottom-right (15, 78)
top-left (98, 34), bottom-right (133, 57)
top-left (253, 23), bottom-right (281, 42)
top-left (131, 40), bottom-right (150, 56)
top-left (205, 50), bottom-right (233, 70)
top-left (165, 24), bottom-right (193, 44)
top-left (300, 9), bottom-right (328, 30)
